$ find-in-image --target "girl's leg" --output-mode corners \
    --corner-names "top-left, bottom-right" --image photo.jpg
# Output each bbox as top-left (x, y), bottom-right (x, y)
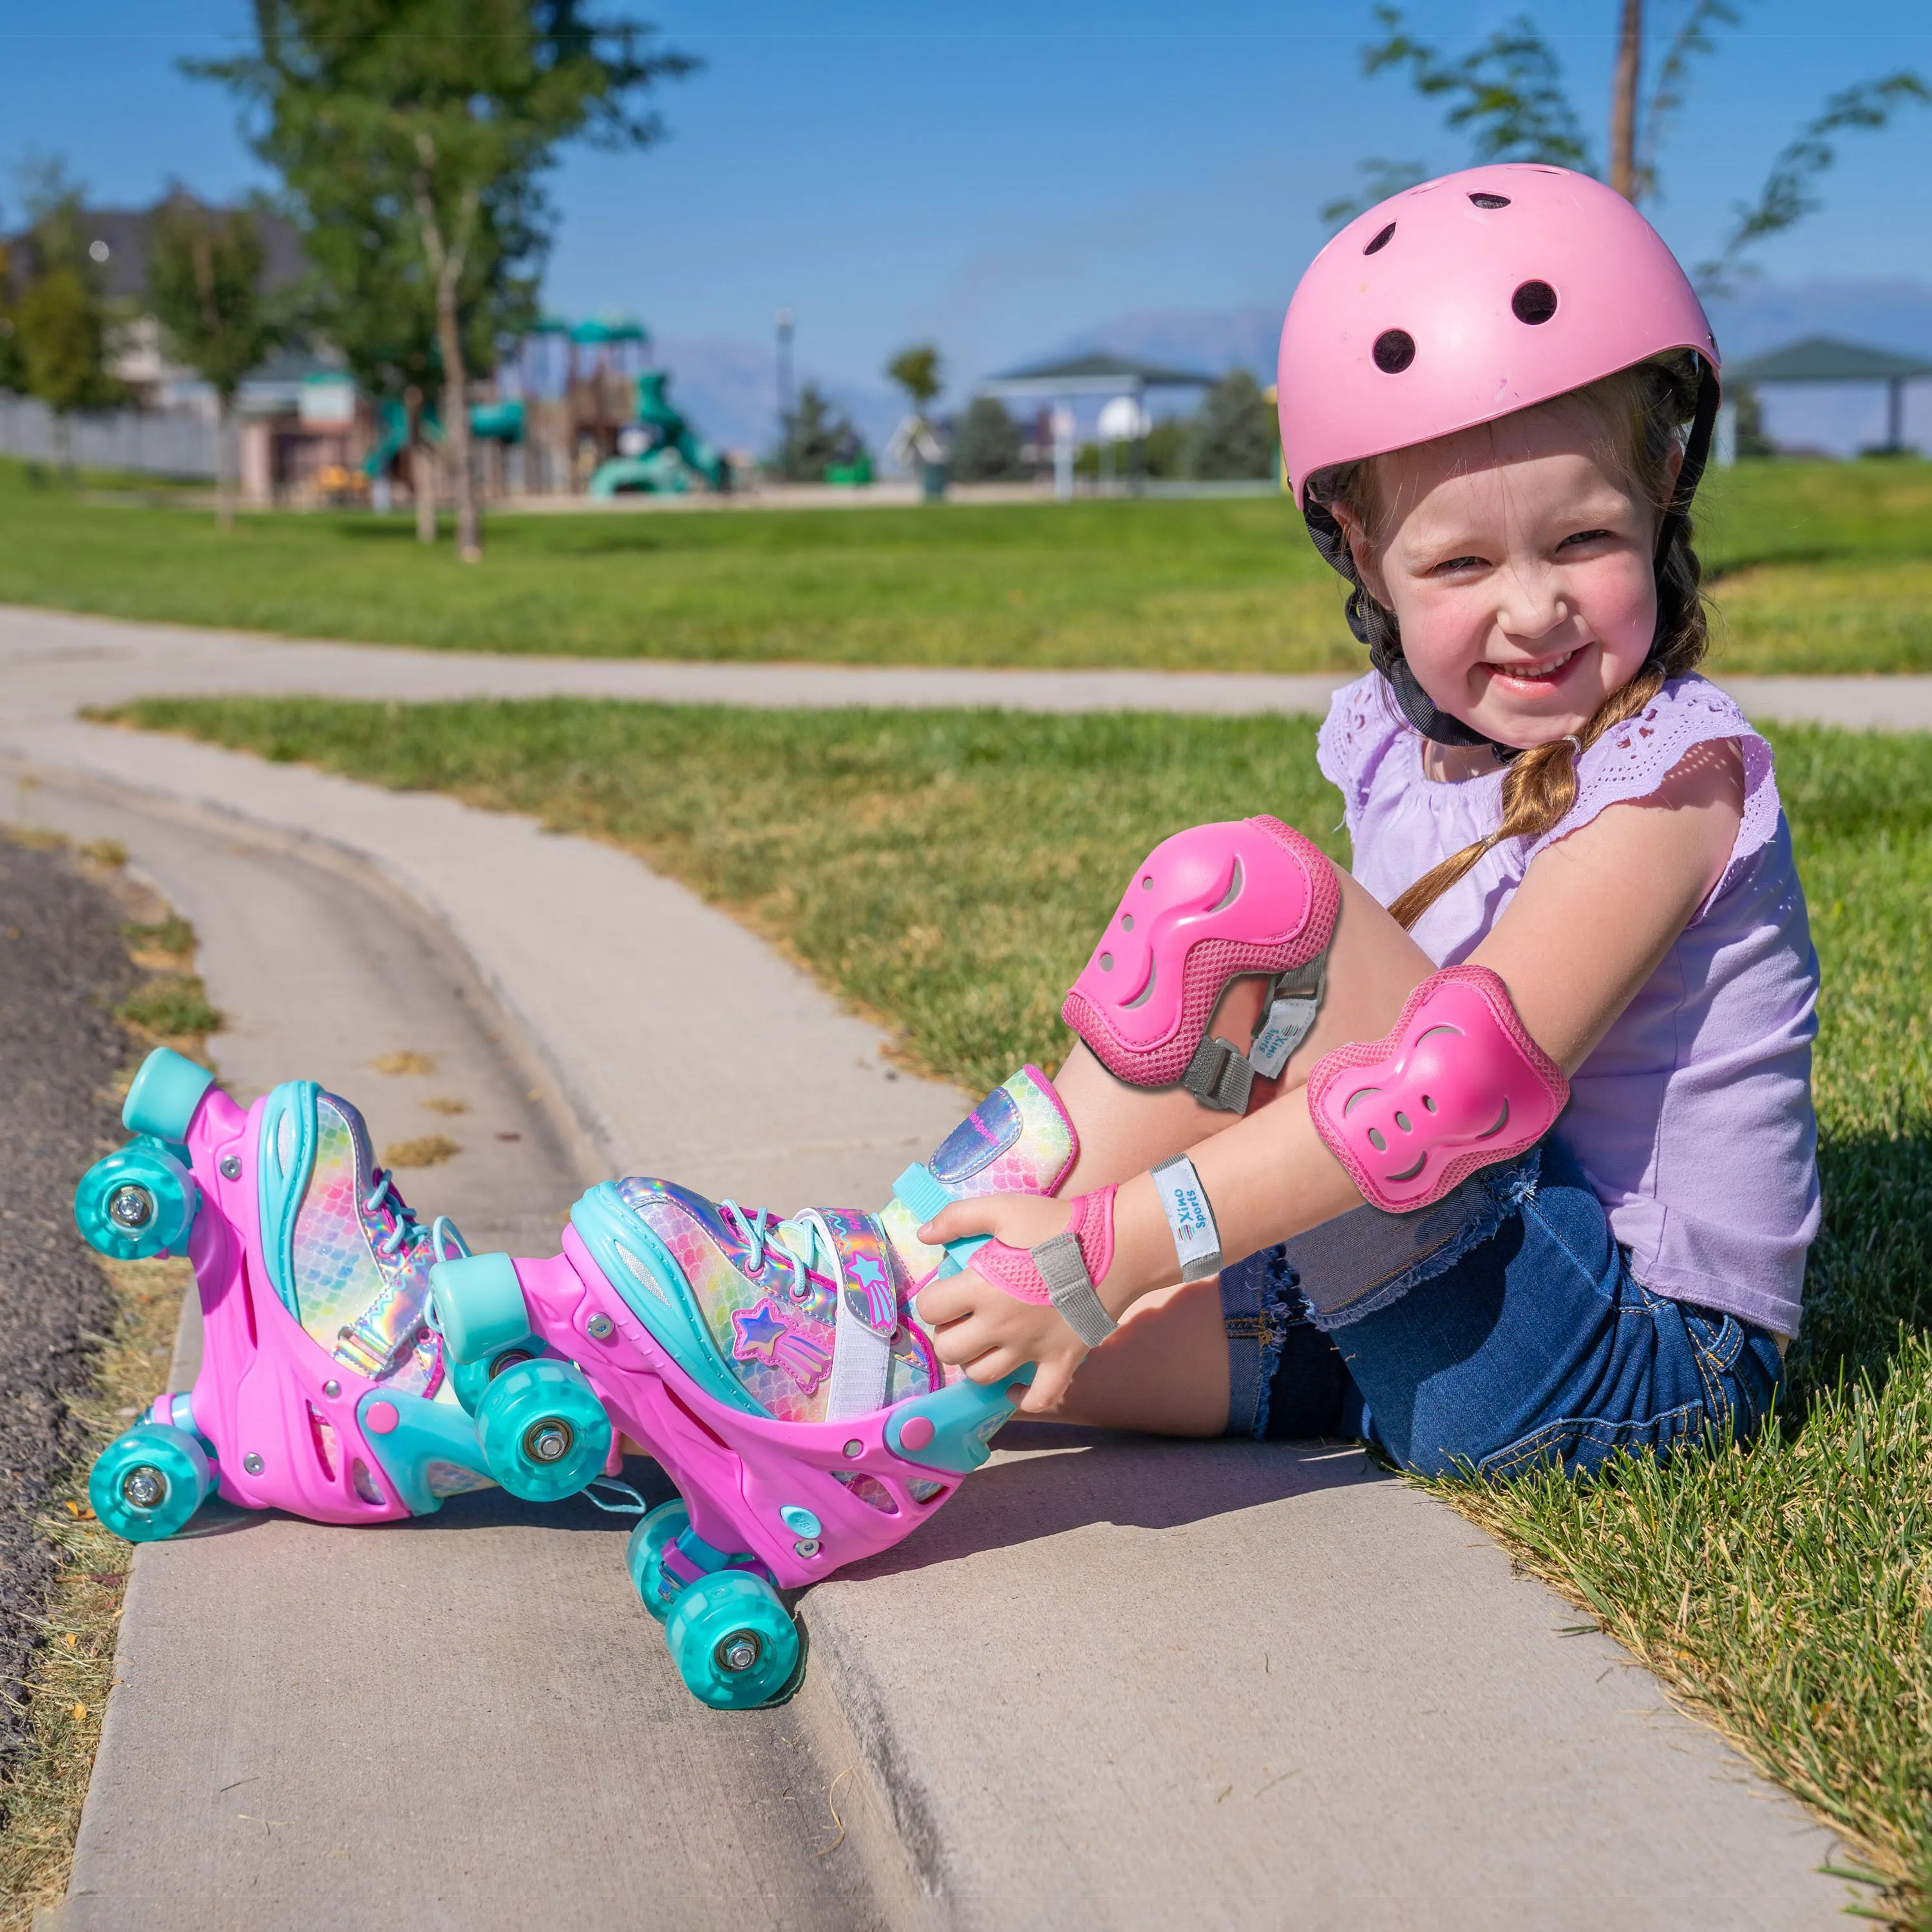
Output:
top-left (1320, 1136), bottom-right (1785, 1477)
top-left (1027, 869), bottom-right (1436, 1435)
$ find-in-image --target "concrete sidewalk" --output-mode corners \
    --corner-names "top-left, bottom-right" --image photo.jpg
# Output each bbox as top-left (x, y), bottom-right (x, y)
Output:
top-left (3, 620), bottom-right (1862, 1925)
top-left (8, 600), bottom-right (1932, 729)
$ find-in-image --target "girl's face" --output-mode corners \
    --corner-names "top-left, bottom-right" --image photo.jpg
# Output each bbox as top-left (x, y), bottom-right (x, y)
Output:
top-left (1338, 401), bottom-right (1667, 752)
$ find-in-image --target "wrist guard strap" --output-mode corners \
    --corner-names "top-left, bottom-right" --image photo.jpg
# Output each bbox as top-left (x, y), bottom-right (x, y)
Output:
top-left (1151, 1155), bottom-right (1224, 1282)
top-left (971, 1187), bottom-right (1119, 1347)
top-left (1306, 965), bottom-right (1569, 1213)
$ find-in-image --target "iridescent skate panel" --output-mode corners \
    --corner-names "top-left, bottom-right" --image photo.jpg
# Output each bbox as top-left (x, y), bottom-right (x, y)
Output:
top-left (614, 1179), bottom-right (936, 1426)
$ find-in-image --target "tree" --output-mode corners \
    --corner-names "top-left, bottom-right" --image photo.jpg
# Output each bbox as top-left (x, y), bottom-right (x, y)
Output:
top-left (195, 2), bottom-right (697, 562)
top-left (10, 162), bottom-right (122, 471)
top-left (949, 395), bottom-right (1025, 482)
top-left (1329, 5), bottom-right (1926, 293)
top-left (146, 193), bottom-right (286, 527)
top-left (886, 343), bottom-right (941, 411)
top-left (1188, 371), bottom-right (1278, 481)
top-left (771, 381), bottom-right (867, 483)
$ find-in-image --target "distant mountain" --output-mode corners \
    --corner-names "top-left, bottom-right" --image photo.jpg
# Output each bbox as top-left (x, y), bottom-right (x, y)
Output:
top-left (649, 279), bottom-right (1932, 465)
top-left (652, 336), bottom-right (900, 462)
top-left (1046, 280), bottom-right (1932, 454)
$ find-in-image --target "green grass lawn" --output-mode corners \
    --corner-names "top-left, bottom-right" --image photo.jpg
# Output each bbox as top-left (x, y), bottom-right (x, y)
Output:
top-left (8, 453), bottom-right (1931, 674)
top-left (113, 691), bottom-right (1932, 1914)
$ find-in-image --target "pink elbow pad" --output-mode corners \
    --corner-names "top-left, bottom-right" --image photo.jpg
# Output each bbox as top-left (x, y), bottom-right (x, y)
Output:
top-left (1306, 966), bottom-right (1569, 1213)
top-left (1062, 817), bottom-right (1340, 1110)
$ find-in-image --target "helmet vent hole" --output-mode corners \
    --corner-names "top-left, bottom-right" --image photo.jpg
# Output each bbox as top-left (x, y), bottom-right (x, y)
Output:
top-left (1468, 192), bottom-right (1511, 210)
top-left (1372, 330), bottom-right (1416, 374)
top-left (1511, 280), bottom-right (1558, 325)
top-left (1363, 222), bottom-right (1396, 255)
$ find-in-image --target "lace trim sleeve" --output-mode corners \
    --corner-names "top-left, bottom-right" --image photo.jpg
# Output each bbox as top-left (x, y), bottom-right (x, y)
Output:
top-left (1524, 676), bottom-right (1783, 902)
top-left (1316, 671), bottom-right (1401, 828)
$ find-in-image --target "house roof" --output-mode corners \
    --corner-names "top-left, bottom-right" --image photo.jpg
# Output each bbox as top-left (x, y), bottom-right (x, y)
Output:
top-left (981, 351), bottom-right (1217, 395)
top-left (1727, 335), bottom-right (1932, 384)
top-left (5, 196), bottom-right (305, 303)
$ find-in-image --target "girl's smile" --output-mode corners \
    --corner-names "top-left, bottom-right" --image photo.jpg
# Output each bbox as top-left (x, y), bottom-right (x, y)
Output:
top-left (1332, 396), bottom-right (1676, 753)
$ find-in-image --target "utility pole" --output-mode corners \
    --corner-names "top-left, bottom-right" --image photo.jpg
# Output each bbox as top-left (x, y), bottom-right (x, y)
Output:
top-left (1609, 0), bottom-right (1643, 201)
top-left (775, 308), bottom-right (795, 426)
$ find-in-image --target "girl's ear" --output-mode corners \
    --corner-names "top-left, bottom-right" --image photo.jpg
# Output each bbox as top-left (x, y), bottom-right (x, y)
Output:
top-left (1331, 501), bottom-right (1394, 608)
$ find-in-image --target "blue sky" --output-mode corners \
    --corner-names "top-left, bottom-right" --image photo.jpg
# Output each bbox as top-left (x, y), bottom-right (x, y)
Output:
top-left (1, 1), bottom-right (1928, 442)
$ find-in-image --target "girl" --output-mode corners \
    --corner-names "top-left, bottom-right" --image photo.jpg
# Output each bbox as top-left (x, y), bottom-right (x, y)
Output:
top-left (920, 162), bottom-right (1817, 1477)
top-left (86, 165), bottom-right (1815, 1703)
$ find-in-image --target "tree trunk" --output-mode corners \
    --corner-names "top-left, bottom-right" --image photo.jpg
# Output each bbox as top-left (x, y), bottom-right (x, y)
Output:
top-left (436, 287), bottom-right (480, 563)
top-left (407, 386), bottom-right (437, 544)
top-left (1609, 0), bottom-right (1643, 201)
top-left (215, 393), bottom-right (234, 531)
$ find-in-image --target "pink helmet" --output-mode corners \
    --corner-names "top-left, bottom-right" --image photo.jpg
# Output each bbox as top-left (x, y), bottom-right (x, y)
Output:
top-left (1277, 164), bottom-right (1721, 749)
top-left (1277, 163), bottom-right (1718, 502)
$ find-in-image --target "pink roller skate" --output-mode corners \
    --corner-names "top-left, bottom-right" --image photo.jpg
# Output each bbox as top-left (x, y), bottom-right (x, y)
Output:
top-left (428, 1066), bottom-right (1079, 1708)
top-left (76, 1048), bottom-right (492, 1542)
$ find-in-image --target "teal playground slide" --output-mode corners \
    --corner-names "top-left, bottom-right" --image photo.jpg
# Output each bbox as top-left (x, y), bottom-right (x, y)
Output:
top-left (588, 370), bottom-right (730, 497)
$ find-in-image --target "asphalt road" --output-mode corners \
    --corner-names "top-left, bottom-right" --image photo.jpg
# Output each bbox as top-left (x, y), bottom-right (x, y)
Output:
top-left (0, 835), bottom-right (126, 1772)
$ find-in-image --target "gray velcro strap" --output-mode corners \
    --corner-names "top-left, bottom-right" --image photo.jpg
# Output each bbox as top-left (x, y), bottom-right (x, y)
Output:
top-left (1031, 1231), bottom-right (1118, 1347)
top-left (1182, 1035), bottom-right (1255, 1114)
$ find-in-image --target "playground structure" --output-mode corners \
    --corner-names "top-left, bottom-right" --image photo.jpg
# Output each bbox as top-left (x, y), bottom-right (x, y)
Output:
top-left (360, 312), bottom-right (731, 504)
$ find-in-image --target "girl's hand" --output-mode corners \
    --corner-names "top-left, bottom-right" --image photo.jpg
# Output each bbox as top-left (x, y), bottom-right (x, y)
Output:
top-left (915, 1193), bottom-right (1091, 1410)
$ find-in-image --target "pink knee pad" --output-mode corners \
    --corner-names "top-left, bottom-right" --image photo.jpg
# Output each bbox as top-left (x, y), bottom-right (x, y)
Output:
top-left (1305, 965), bottom-right (1569, 1213)
top-left (1061, 816), bottom-right (1340, 1113)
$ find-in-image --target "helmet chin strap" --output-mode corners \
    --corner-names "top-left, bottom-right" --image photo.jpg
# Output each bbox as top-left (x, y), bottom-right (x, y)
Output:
top-left (1305, 354), bottom-right (1722, 763)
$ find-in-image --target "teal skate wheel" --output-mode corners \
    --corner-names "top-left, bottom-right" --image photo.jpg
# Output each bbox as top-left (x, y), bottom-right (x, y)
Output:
top-left (73, 1141), bottom-right (199, 1261)
top-left (121, 1047), bottom-right (216, 1142)
top-left (90, 1425), bottom-right (211, 1542)
top-left (430, 1251), bottom-right (531, 1367)
top-left (665, 1570), bottom-right (800, 1710)
top-left (626, 1499), bottom-right (692, 1622)
top-left (475, 1359), bottom-right (611, 1502)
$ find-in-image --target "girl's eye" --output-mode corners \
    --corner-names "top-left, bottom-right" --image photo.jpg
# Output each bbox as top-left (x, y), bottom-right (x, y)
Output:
top-left (1557, 528), bottom-right (1615, 550)
top-left (1432, 554), bottom-right (1486, 575)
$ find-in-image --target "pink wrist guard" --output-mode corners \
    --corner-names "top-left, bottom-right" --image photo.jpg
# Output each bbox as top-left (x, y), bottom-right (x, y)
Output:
top-left (1306, 966), bottom-right (1569, 1214)
top-left (1062, 816), bottom-right (1340, 1114)
top-left (969, 1186), bottom-right (1119, 1347)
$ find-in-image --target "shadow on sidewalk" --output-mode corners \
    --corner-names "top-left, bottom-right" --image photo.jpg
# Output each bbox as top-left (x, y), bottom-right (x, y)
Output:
top-left (846, 1425), bottom-right (1387, 1576)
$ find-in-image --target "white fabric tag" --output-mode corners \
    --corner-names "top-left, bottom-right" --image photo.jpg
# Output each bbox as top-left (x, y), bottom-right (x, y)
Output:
top-left (1249, 994), bottom-right (1320, 1079)
top-left (1151, 1155), bottom-right (1223, 1283)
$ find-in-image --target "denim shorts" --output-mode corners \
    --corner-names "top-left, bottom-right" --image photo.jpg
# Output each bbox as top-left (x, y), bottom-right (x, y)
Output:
top-left (1219, 1135), bottom-right (1787, 1479)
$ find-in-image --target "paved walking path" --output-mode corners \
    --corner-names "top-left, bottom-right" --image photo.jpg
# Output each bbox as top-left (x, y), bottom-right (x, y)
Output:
top-left (3, 606), bottom-right (1873, 1926)
top-left (7, 601), bottom-right (1932, 729)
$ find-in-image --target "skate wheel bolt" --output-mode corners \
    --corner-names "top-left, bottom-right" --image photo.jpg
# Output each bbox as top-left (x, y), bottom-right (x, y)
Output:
top-left (526, 1421), bottom-right (572, 1463)
top-left (122, 1466), bottom-right (165, 1510)
top-left (323, 1379), bottom-right (341, 1399)
top-left (898, 1415), bottom-right (935, 1452)
top-left (218, 1155), bottom-right (242, 1180)
top-left (794, 1538), bottom-right (821, 1559)
top-left (779, 1505), bottom-right (821, 1538)
top-left (108, 1185), bottom-right (155, 1230)
top-left (243, 1452), bottom-right (265, 1475)
top-left (717, 1632), bottom-right (762, 1674)
top-left (842, 1440), bottom-right (864, 1459)
top-left (366, 1401), bottom-right (399, 1435)
top-left (585, 1314), bottom-right (615, 1340)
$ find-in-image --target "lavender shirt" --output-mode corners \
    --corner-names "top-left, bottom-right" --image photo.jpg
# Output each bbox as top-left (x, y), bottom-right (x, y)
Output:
top-left (1318, 671), bottom-right (1820, 1336)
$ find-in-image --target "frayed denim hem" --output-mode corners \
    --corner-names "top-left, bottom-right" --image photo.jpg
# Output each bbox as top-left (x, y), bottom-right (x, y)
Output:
top-left (1219, 1245), bottom-right (1302, 1439)
top-left (1298, 1145), bottom-right (1544, 1335)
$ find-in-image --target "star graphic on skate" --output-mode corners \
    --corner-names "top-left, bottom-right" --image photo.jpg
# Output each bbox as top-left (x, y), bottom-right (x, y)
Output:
top-left (731, 1299), bottom-right (833, 1394)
